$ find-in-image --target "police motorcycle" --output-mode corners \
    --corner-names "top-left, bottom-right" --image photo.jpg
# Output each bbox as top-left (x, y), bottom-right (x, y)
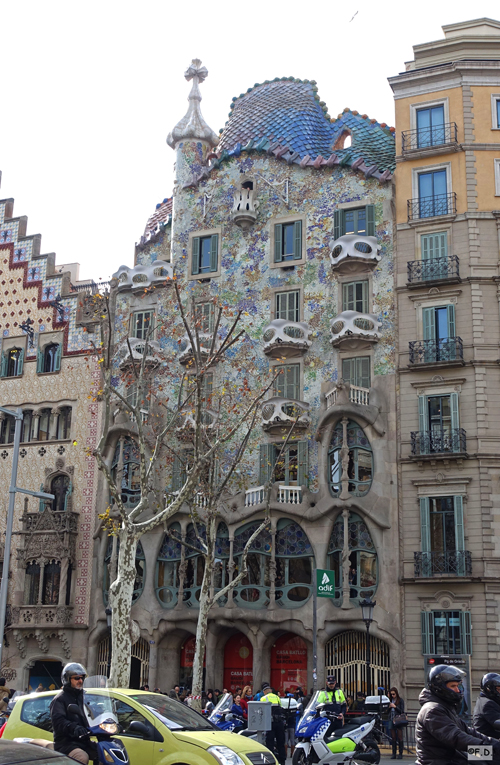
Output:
top-left (15, 676), bottom-right (134, 765)
top-left (208, 693), bottom-right (258, 739)
top-left (292, 691), bottom-right (380, 765)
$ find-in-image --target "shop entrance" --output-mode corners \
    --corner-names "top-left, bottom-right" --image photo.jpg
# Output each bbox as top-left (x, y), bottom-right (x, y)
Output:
top-left (271, 633), bottom-right (308, 693)
top-left (28, 660), bottom-right (63, 692)
top-left (223, 633), bottom-right (253, 692)
top-left (180, 636), bottom-right (206, 690)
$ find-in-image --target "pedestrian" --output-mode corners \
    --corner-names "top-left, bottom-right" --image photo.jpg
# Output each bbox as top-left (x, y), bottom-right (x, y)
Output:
top-left (231, 693), bottom-right (247, 719)
top-left (474, 673), bottom-right (500, 737)
top-left (240, 685), bottom-right (252, 716)
top-left (204, 689), bottom-right (215, 715)
top-left (280, 692), bottom-right (299, 759)
top-left (353, 692), bottom-right (366, 712)
top-left (388, 686), bottom-right (405, 760)
top-left (415, 664), bottom-right (500, 765)
top-left (261, 683), bottom-right (286, 765)
top-left (0, 678), bottom-right (10, 712)
top-left (214, 688), bottom-right (221, 705)
top-left (169, 684), bottom-right (180, 700)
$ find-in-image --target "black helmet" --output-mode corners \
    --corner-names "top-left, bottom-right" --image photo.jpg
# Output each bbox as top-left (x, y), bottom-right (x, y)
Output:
top-left (481, 673), bottom-right (500, 700)
top-left (61, 662), bottom-right (87, 686)
top-left (326, 675), bottom-right (337, 684)
top-left (428, 664), bottom-right (465, 706)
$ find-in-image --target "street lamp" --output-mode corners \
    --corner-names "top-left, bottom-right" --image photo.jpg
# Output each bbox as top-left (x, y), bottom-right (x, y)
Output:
top-left (360, 598), bottom-right (376, 696)
top-left (105, 606), bottom-right (112, 679)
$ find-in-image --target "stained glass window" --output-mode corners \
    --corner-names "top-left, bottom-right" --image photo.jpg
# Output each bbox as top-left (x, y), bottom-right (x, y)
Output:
top-left (328, 512), bottom-right (377, 604)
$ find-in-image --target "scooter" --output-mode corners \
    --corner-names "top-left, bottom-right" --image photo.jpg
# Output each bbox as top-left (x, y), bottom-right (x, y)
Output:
top-left (293, 692), bottom-right (380, 765)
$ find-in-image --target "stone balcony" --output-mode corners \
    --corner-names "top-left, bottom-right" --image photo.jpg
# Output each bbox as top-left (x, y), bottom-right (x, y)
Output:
top-left (244, 485), bottom-right (302, 507)
top-left (329, 234), bottom-right (381, 273)
top-left (22, 511), bottom-right (79, 534)
top-left (178, 333), bottom-right (219, 365)
top-left (326, 382), bottom-right (370, 409)
top-left (10, 604), bottom-right (74, 626)
top-left (176, 407), bottom-right (218, 436)
top-left (113, 260), bottom-right (172, 292)
top-left (119, 336), bottom-right (161, 369)
top-left (261, 397), bottom-right (310, 433)
top-left (263, 319), bottom-right (312, 359)
top-left (330, 311), bottom-right (381, 349)
top-left (232, 186), bottom-right (259, 231)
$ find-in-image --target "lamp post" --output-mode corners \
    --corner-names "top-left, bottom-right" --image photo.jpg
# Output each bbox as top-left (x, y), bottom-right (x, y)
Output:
top-left (105, 606), bottom-right (112, 679)
top-left (360, 598), bottom-right (376, 696)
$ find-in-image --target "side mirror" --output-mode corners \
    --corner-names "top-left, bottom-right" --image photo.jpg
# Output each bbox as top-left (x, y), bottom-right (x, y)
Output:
top-left (67, 704), bottom-right (80, 716)
top-left (493, 720), bottom-right (500, 732)
top-left (129, 720), bottom-right (149, 737)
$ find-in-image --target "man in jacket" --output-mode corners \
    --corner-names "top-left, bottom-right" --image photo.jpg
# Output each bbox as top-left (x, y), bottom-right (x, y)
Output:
top-left (0, 678), bottom-right (10, 713)
top-left (474, 673), bottom-right (500, 738)
top-left (317, 675), bottom-right (346, 732)
top-left (416, 664), bottom-right (500, 765)
top-left (50, 662), bottom-right (97, 765)
top-left (261, 683), bottom-right (286, 765)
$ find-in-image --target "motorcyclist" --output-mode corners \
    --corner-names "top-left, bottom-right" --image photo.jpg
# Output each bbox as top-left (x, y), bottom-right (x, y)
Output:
top-left (416, 664), bottom-right (500, 765)
top-left (317, 675), bottom-right (346, 731)
top-left (261, 683), bottom-right (286, 765)
top-left (50, 662), bottom-right (97, 765)
top-left (474, 673), bottom-right (500, 738)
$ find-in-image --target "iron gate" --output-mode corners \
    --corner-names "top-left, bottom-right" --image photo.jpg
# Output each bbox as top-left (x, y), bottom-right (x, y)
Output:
top-left (325, 630), bottom-right (390, 696)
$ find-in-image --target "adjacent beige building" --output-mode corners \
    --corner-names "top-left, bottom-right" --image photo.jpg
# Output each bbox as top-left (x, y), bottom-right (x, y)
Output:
top-left (390, 18), bottom-right (500, 711)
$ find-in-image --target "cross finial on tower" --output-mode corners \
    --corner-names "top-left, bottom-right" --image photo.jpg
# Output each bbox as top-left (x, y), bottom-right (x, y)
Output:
top-left (167, 59), bottom-right (218, 149)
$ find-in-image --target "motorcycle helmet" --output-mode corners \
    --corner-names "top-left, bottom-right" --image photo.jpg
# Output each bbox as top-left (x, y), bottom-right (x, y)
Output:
top-left (326, 675), bottom-right (337, 684)
top-left (481, 673), bottom-right (500, 700)
top-left (427, 664), bottom-right (465, 706)
top-left (61, 662), bottom-right (87, 686)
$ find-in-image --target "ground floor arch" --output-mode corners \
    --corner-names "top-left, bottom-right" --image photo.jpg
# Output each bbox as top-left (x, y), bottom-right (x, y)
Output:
top-left (325, 630), bottom-right (390, 696)
top-left (97, 635), bottom-right (149, 688)
top-left (223, 632), bottom-right (253, 692)
top-left (180, 635), bottom-right (206, 689)
top-left (270, 633), bottom-right (308, 693)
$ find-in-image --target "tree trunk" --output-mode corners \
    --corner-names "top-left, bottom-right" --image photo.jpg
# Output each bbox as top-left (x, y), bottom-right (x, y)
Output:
top-left (190, 522), bottom-right (214, 711)
top-left (108, 530), bottom-right (138, 687)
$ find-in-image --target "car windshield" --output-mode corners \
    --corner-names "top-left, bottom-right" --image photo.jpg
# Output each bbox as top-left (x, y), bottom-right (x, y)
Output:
top-left (130, 693), bottom-right (216, 731)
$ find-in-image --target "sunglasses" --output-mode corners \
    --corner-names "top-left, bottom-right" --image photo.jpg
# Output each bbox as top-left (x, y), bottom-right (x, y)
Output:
top-left (72, 676), bottom-right (85, 681)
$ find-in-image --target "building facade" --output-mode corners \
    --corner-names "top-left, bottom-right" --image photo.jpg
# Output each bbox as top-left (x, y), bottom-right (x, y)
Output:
top-left (0, 178), bottom-right (103, 691)
top-left (389, 18), bottom-right (500, 711)
top-left (87, 63), bottom-right (401, 694)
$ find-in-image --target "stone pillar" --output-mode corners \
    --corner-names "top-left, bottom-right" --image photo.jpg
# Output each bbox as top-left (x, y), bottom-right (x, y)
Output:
top-left (38, 562), bottom-right (46, 604)
top-left (148, 641), bottom-right (158, 689)
top-left (316, 635), bottom-right (326, 689)
top-left (58, 559), bottom-right (69, 605)
top-left (32, 410), bottom-right (41, 440)
top-left (49, 407), bottom-right (61, 440)
top-left (269, 529), bottom-right (276, 607)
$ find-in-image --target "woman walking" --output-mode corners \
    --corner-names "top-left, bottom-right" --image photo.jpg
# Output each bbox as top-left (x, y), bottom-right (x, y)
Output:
top-left (388, 686), bottom-right (405, 759)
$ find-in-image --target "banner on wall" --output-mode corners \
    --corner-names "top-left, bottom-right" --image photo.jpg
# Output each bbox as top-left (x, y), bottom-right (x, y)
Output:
top-left (223, 634), bottom-right (253, 692)
top-left (271, 633), bottom-right (308, 693)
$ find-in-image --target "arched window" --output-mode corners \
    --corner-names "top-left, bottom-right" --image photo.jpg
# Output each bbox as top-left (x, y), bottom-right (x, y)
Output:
top-left (1, 347), bottom-right (24, 377)
top-left (38, 343), bottom-right (61, 374)
top-left (103, 538), bottom-right (145, 605)
top-left (42, 560), bottom-right (61, 605)
top-left (57, 407), bottom-right (72, 440)
top-left (213, 522), bottom-right (230, 605)
top-left (328, 512), bottom-right (378, 604)
top-left (183, 523), bottom-right (206, 608)
top-left (156, 522), bottom-right (182, 608)
top-left (22, 410), bottom-right (34, 442)
top-left (329, 419), bottom-right (373, 497)
top-left (112, 438), bottom-right (140, 508)
top-left (25, 561), bottom-right (41, 605)
top-left (50, 474), bottom-right (72, 512)
top-left (233, 522), bottom-right (272, 609)
top-left (275, 519), bottom-right (313, 607)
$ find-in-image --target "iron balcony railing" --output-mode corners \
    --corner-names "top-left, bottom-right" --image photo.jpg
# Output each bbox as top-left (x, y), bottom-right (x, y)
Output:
top-left (402, 122), bottom-right (458, 152)
top-left (407, 255), bottom-right (459, 283)
top-left (411, 428), bottom-right (466, 456)
top-left (407, 192), bottom-right (457, 221)
top-left (414, 550), bottom-right (472, 577)
top-left (409, 337), bottom-right (463, 365)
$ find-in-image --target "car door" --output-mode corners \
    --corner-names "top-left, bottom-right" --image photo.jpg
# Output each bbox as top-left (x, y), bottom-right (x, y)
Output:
top-left (111, 695), bottom-right (155, 765)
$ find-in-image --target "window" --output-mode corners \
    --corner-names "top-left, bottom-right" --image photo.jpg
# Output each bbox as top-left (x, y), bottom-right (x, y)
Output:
top-left (418, 392), bottom-right (460, 453)
top-left (418, 169), bottom-right (448, 217)
top-left (416, 104), bottom-right (445, 148)
top-left (334, 206), bottom-right (375, 238)
top-left (491, 95), bottom-right (500, 129)
top-left (126, 382), bottom-right (150, 423)
top-left (273, 363), bottom-right (300, 401)
top-left (0, 413), bottom-right (15, 444)
top-left (113, 699), bottom-right (155, 739)
top-left (183, 523), bottom-right (206, 607)
top-left (131, 311), bottom-right (154, 340)
top-left (495, 159), bottom-right (500, 196)
top-left (57, 406), bottom-right (72, 439)
top-left (421, 232), bottom-right (449, 279)
top-left (20, 695), bottom-right (53, 732)
top-left (342, 281), bottom-right (369, 313)
top-left (329, 420), bottom-right (373, 497)
top-left (104, 539), bottom-right (145, 605)
top-left (1, 347), bottom-right (24, 377)
top-left (328, 512), bottom-right (378, 604)
top-left (276, 290), bottom-right (300, 322)
top-left (274, 221), bottom-right (302, 263)
top-left (422, 304), bottom-right (456, 361)
top-left (274, 518), bottom-right (313, 606)
top-left (192, 234), bottom-right (219, 275)
top-left (171, 450), bottom-right (193, 492)
top-left (259, 442), bottom-right (308, 486)
top-left (42, 560), bottom-right (61, 605)
top-left (37, 343), bottom-right (61, 374)
top-left (50, 474), bottom-right (72, 512)
top-left (24, 561), bottom-right (40, 605)
top-left (420, 496), bottom-right (466, 575)
top-left (111, 438), bottom-right (141, 508)
top-left (22, 410), bottom-right (33, 442)
top-left (421, 610), bottom-right (471, 655)
top-left (195, 302), bottom-right (215, 333)
top-left (38, 408), bottom-right (52, 441)
top-left (342, 357), bottom-right (370, 389)
top-left (497, 99), bottom-right (500, 129)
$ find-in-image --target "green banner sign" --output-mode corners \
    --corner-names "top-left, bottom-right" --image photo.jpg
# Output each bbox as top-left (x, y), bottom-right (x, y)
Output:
top-left (316, 568), bottom-right (335, 597)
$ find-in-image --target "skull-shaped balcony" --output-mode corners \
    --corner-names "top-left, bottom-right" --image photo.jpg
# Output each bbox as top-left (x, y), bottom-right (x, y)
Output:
top-left (119, 337), bottom-right (161, 370)
top-left (178, 333), bottom-right (220, 366)
top-left (263, 319), bottom-right (312, 359)
top-left (176, 407), bottom-right (219, 439)
top-left (330, 235), bottom-right (381, 274)
top-left (330, 311), bottom-right (381, 350)
top-left (232, 184), bottom-right (259, 231)
top-left (113, 260), bottom-right (173, 293)
top-left (261, 397), bottom-right (310, 434)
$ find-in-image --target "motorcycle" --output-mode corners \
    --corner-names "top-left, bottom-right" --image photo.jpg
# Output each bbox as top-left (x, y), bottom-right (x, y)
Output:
top-left (208, 693), bottom-right (258, 739)
top-left (293, 691), bottom-right (380, 765)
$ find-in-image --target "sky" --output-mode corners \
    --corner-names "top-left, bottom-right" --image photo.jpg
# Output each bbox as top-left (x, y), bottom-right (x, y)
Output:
top-left (1, 0), bottom-right (500, 281)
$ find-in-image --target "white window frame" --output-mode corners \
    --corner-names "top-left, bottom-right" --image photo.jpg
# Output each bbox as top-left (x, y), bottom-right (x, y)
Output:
top-left (494, 159), bottom-right (500, 196)
top-left (411, 162), bottom-right (453, 201)
top-left (409, 98), bottom-right (450, 132)
top-left (491, 94), bottom-right (500, 130)
top-left (415, 224), bottom-right (452, 260)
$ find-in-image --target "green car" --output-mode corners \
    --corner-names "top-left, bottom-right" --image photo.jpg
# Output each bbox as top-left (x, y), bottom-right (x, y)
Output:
top-left (2, 689), bottom-right (277, 765)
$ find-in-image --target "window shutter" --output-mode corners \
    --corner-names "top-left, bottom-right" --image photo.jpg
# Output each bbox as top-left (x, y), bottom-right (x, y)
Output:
top-left (361, 281), bottom-right (369, 313)
top-left (366, 205), bottom-right (375, 236)
top-left (36, 348), bottom-right (44, 373)
top-left (334, 210), bottom-right (344, 240)
top-left (460, 611), bottom-right (472, 655)
top-left (17, 348), bottom-right (24, 375)
top-left (192, 237), bottom-right (200, 275)
top-left (210, 234), bottom-right (218, 272)
top-left (274, 224), bottom-right (283, 263)
top-left (454, 495), bottom-right (465, 552)
top-left (54, 344), bottom-right (62, 372)
top-left (358, 357), bottom-right (370, 388)
top-left (422, 307), bottom-right (435, 341)
top-left (297, 441), bottom-right (308, 487)
top-left (259, 444), bottom-right (275, 485)
top-left (446, 304), bottom-right (456, 338)
top-left (131, 312), bottom-right (138, 338)
top-left (0, 352), bottom-right (6, 378)
top-left (450, 392), bottom-right (460, 436)
top-left (292, 290), bottom-right (300, 322)
top-left (438, 232), bottom-right (448, 258)
top-left (342, 358), bottom-right (353, 384)
top-left (287, 364), bottom-right (300, 400)
top-left (418, 395), bottom-right (429, 433)
top-left (420, 498), bottom-right (431, 552)
top-left (293, 220), bottom-right (302, 260)
top-left (276, 292), bottom-right (284, 319)
top-left (172, 454), bottom-right (182, 491)
top-left (421, 611), bottom-right (433, 655)
top-left (421, 235), bottom-right (430, 261)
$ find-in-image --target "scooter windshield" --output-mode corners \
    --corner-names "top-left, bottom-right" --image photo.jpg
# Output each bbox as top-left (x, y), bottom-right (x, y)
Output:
top-left (83, 675), bottom-right (119, 727)
top-left (208, 693), bottom-right (233, 724)
top-left (296, 691), bottom-right (321, 729)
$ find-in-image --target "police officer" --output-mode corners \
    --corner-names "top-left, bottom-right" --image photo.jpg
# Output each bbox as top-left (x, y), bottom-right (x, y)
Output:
top-left (261, 683), bottom-right (286, 765)
top-left (416, 664), bottom-right (500, 765)
top-left (317, 675), bottom-right (346, 731)
top-left (474, 673), bottom-right (500, 738)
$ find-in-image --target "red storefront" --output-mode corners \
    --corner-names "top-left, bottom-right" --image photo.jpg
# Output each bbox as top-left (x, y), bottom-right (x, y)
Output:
top-left (223, 633), bottom-right (253, 692)
top-left (270, 633), bottom-right (308, 693)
